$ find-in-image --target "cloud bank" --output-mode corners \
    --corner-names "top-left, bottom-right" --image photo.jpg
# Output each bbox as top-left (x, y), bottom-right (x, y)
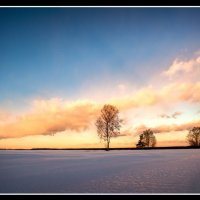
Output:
top-left (0, 81), bottom-right (200, 139)
top-left (0, 99), bottom-right (100, 139)
top-left (1, 80), bottom-right (199, 140)
top-left (134, 120), bottom-right (200, 134)
top-left (1, 51), bottom-right (200, 140)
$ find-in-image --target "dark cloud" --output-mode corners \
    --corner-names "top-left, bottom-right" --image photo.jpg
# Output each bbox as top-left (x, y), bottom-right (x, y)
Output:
top-left (159, 111), bottom-right (182, 119)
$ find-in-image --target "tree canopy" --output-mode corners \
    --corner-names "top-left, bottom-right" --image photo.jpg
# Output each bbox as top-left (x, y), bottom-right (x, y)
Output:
top-left (136, 129), bottom-right (156, 148)
top-left (95, 104), bottom-right (122, 151)
top-left (187, 127), bottom-right (200, 147)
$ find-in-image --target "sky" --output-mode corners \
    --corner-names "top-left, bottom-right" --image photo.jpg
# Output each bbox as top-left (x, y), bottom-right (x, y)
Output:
top-left (0, 7), bottom-right (200, 148)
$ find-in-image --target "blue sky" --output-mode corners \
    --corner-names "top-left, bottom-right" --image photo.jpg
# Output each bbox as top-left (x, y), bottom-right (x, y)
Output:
top-left (1, 8), bottom-right (200, 105)
top-left (1, 8), bottom-right (200, 148)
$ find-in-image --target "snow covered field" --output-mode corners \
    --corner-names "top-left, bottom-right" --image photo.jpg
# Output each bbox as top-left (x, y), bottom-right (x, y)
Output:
top-left (0, 149), bottom-right (200, 193)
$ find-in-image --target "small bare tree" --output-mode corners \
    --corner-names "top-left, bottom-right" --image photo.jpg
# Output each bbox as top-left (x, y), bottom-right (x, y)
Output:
top-left (95, 104), bottom-right (122, 151)
top-left (136, 129), bottom-right (156, 148)
top-left (187, 127), bottom-right (200, 147)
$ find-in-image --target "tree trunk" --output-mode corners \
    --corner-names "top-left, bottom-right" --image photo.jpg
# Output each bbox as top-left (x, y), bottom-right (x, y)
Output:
top-left (106, 122), bottom-right (109, 151)
top-left (195, 134), bottom-right (198, 146)
top-left (106, 141), bottom-right (110, 151)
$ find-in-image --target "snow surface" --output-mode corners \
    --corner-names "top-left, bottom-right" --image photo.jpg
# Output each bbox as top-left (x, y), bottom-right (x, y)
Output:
top-left (0, 149), bottom-right (200, 193)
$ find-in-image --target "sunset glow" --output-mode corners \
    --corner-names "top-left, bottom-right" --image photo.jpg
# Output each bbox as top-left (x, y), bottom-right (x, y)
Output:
top-left (0, 7), bottom-right (200, 148)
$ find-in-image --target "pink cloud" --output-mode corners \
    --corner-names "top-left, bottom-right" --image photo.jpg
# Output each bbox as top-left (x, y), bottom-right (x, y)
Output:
top-left (0, 111), bottom-right (12, 123)
top-left (134, 120), bottom-right (200, 134)
top-left (162, 55), bottom-right (200, 78)
top-left (160, 82), bottom-right (200, 103)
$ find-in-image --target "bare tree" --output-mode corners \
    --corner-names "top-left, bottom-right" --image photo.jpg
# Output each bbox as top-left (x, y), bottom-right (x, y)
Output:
top-left (187, 127), bottom-right (200, 147)
top-left (95, 104), bottom-right (122, 151)
top-left (136, 129), bottom-right (156, 148)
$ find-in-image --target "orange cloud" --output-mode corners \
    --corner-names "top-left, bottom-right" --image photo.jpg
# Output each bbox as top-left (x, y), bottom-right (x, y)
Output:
top-left (0, 79), bottom-right (200, 139)
top-left (134, 120), bottom-right (200, 134)
top-left (111, 81), bottom-right (200, 112)
top-left (1, 80), bottom-right (200, 140)
top-left (110, 87), bottom-right (160, 111)
top-left (160, 82), bottom-right (200, 103)
top-left (0, 99), bottom-right (100, 139)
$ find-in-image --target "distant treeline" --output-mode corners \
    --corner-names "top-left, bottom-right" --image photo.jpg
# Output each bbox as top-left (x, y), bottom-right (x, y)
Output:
top-left (31, 146), bottom-right (200, 150)
top-left (1, 146), bottom-right (200, 150)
